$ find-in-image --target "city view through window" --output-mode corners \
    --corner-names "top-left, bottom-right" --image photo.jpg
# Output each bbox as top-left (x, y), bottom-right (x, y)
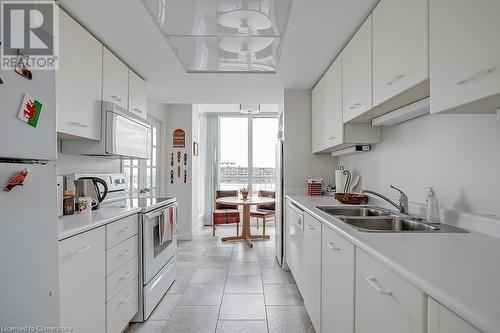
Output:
top-left (219, 116), bottom-right (278, 192)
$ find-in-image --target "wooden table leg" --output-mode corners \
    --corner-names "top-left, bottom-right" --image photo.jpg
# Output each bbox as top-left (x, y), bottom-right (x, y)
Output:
top-left (242, 204), bottom-right (252, 247)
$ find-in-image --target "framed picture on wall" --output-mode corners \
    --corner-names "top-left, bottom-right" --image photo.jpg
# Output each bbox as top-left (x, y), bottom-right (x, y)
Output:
top-left (193, 142), bottom-right (199, 156)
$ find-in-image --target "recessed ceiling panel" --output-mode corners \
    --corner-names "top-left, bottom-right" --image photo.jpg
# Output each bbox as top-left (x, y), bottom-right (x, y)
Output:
top-left (142, 0), bottom-right (292, 73)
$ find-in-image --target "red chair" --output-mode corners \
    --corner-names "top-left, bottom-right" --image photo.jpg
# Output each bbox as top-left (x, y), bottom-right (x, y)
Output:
top-left (250, 190), bottom-right (275, 236)
top-left (213, 190), bottom-right (240, 237)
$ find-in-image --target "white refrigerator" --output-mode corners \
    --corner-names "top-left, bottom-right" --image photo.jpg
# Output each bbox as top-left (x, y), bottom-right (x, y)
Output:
top-left (274, 120), bottom-right (284, 266)
top-left (0, 67), bottom-right (60, 326)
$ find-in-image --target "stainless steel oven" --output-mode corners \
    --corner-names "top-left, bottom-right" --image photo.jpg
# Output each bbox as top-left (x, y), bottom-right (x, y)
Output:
top-left (134, 200), bottom-right (178, 322)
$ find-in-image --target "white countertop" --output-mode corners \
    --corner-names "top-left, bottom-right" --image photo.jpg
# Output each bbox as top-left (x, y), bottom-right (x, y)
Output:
top-left (58, 204), bottom-right (141, 241)
top-left (286, 195), bottom-right (500, 333)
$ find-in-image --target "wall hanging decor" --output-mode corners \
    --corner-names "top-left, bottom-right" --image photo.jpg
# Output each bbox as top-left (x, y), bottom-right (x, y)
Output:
top-left (193, 142), bottom-right (199, 156)
top-left (183, 170), bottom-right (187, 183)
top-left (177, 165), bottom-right (181, 178)
top-left (170, 170), bottom-right (174, 184)
top-left (177, 151), bottom-right (181, 163)
top-left (170, 153), bottom-right (174, 166)
top-left (15, 52), bottom-right (33, 80)
top-left (17, 94), bottom-right (43, 128)
top-left (173, 128), bottom-right (186, 148)
top-left (183, 153), bottom-right (187, 166)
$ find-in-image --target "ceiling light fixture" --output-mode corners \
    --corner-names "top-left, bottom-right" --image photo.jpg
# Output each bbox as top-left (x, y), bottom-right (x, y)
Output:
top-left (142, 0), bottom-right (293, 73)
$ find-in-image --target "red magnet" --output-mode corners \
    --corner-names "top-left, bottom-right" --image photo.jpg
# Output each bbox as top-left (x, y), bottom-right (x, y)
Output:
top-left (5, 169), bottom-right (29, 192)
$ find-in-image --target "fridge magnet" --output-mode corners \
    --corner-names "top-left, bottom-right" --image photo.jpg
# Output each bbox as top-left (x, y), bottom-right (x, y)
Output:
top-left (170, 153), bottom-right (174, 166)
top-left (177, 151), bottom-right (181, 164)
top-left (0, 77), bottom-right (4, 85)
top-left (183, 170), bottom-right (187, 183)
top-left (15, 52), bottom-right (33, 80)
top-left (193, 142), bottom-right (199, 156)
top-left (173, 129), bottom-right (186, 148)
top-left (170, 170), bottom-right (174, 184)
top-left (184, 153), bottom-right (187, 166)
top-left (17, 94), bottom-right (43, 128)
top-left (177, 165), bottom-right (181, 178)
top-left (4, 169), bottom-right (29, 192)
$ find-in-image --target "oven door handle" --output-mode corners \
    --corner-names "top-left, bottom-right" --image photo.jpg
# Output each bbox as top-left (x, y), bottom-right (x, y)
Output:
top-left (144, 203), bottom-right (178, 220)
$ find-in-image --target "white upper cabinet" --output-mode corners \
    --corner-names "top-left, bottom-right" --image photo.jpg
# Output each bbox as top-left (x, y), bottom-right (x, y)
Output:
top-left (57, 10), bottom-right (102, 140)
top-left (103, 48), bottom-right (129, 110)
top-left (312, 77), bottom-right (325, 153)
top-left (428, 298), bottom-right (480, 333)
top-left (128, 70), bottom-right (147, 119)
top-left (322, 225), bottom-right (355, 333)
top-left (343, 15), bottom-right (373, 123)
top-left (373, 0), bottom-right (429, 107)
top-left (324, 56), bottom-right (343, 148)
top-left (430, 0), bottom-right (500, 114)
top-left (356, 249), bottom-right (426, 333)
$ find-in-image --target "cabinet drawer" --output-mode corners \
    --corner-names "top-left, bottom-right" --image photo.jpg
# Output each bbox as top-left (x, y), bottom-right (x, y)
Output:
top-left (106, 214), bottom-right (138, 249)
top-left (106, 235), bottom-right (138, 276)
top-left (356, 249), bottom-right (425, 333)
top-left (106, 277), bottom-right (138, 333)
top-left (106, 256), bottom-right (138, 302)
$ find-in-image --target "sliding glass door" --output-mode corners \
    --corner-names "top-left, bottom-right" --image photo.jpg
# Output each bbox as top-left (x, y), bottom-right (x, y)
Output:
top-left (218, 115), bottom-right (278, 191)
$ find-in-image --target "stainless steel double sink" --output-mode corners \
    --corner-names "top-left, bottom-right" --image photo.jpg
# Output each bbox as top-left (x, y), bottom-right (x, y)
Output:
top-left (315, 206), bottom-right (468, 233)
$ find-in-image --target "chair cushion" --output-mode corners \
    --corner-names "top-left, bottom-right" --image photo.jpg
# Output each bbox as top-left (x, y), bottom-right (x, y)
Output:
top-left (213, 209), bottom-right (240, 225)
top-left (250, 209), bottom-right (275, 217)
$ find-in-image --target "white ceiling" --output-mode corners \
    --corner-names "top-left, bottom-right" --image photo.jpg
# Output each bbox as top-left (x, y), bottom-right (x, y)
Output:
top-left (59, 0), bottom-right (379, 104)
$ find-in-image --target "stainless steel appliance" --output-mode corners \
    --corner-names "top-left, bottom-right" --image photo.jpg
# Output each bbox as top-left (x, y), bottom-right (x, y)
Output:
top-left (275, 113), bottom-right (285, 265)
top-left (61, 101), bottom-right (152, 159)
top-left (0, 67), bottom-right (59, 325)
top-left (73, 177), bottom-right (108, 209)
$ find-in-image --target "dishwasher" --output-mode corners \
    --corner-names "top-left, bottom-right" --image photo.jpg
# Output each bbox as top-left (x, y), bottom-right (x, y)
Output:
top-left (285, 199), bottom-right (305, 292)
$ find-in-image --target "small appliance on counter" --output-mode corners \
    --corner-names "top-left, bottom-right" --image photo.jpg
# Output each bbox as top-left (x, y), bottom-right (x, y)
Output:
top-left (308, 178), bottom-right (324, 196)
top-left (65, 174), bottom-right (109, 210)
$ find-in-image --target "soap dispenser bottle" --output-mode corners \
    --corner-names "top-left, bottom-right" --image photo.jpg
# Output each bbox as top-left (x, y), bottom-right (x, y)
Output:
top-left (425, 187), bottom-right (440, 223)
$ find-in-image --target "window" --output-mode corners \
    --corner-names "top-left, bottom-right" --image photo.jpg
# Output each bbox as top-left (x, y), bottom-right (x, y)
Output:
top-left (218, 115), bottom-right (278, 191)
top-left (122, 116), bottom-right (161, 197)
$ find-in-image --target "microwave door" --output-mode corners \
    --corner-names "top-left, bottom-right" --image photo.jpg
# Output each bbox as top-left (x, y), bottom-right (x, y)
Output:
top-left (106, 112), bottom-right (151, 159)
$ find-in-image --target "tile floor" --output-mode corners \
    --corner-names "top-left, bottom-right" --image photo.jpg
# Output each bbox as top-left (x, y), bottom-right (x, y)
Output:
top-left (126, 224), bottom-right (315, 333)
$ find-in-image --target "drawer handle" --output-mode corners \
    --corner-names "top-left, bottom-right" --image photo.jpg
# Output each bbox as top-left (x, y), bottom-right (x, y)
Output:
top-left (328, 136), bottom-right (336, 140)
top-left (119, 249), bottom-right (132, 257)
top-left (326, 242), bottom-right (340, 251)
top-left (386, 74), bottom-right (404, 85)
top-left (454, 68), bottom-right (495, 86)
top-left (132, 108), bottom-right (142, 113)
top-left (367, 277), bottom-right (392, 295)
top-left (119, 294), bottom-right (132, 304)
top-left (349, 102), bottom-right (361, 110)
top-left (110, 95), bottom-right (122, 102)
top-left (74, 245), bottom-right (91, 255)
top-left (68, 122), bottom-right (88, 128)
top-left (119, 271), bottom-right (132, 280)
top-left (119, 226), bottom-right (132, 233)
top-left (305, 224), bottom-right (315, 230)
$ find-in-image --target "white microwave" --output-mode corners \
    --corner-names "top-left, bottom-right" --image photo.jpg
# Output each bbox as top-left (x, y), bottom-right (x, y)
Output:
top-left (61, 102), bottom-right (151, 159)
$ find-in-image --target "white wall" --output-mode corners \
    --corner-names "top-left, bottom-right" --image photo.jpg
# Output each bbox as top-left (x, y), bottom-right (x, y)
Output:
top-left (338, 114), bottom-right (500, 218)
top-left (283, 90), bottom-right (336, 193)
top-left (191, 106), bottom-right (203, 233)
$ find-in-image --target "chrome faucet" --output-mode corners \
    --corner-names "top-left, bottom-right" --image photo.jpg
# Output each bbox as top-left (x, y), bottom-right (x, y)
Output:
top-left (362, 185), bottom-right (409, 214)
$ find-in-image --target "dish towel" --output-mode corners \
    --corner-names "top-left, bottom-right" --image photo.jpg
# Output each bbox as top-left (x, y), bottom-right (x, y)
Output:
top-left (159, 206), bottom-right (176, 245)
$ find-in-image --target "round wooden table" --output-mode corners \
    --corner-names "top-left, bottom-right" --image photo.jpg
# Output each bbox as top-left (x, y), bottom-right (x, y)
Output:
top-left (216, 196), bottom-right (276, 248)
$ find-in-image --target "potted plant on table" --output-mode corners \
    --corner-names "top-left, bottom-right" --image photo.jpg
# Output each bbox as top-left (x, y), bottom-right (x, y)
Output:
top-left (240, 185), bottom-right (250, 200)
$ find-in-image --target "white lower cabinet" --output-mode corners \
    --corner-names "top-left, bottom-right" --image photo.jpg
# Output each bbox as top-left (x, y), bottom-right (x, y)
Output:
top-left (303, 213), bottom-right (322, 332)
top-left (321, 226), bottom-right (355, 333)
top-left (59, 227), bottom-right (105, 333)
top-left (355, 249), bottom-right (426, 333)
top-left (106, 277), bottom-right (139, 333)
top-left (428, 298), bottom-right (480, 333)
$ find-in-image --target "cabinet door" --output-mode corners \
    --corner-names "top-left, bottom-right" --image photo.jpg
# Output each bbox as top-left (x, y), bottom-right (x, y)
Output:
top-left (103, 48), bottom-right (129, 109)
top-left (128, 70), bottom-right (147, 119)
top-left (430, 0), bottom-right (500, 114)
top-left (324, 55), bottom-right (343, 148)
top-left (356, 249), bottom-right (425, 333)
top-left (343, 15), bottom-right (373, 122)
top-left (312, 77), bottom-right (325, 153)
top-left (373, 0), bottom-right (429, 106)
top-left (303, 213), bottom-right (322, 332)
top-left (285, 202), bottom-right (304, 292)
top-left (428, 298), bottom-right (480, 333)
top-left (322, 226), bottom-right (355, 333)
top-left (59, 227), bottom-right (105, 333)
top-left (57, 10), bottom-right (102, 140)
